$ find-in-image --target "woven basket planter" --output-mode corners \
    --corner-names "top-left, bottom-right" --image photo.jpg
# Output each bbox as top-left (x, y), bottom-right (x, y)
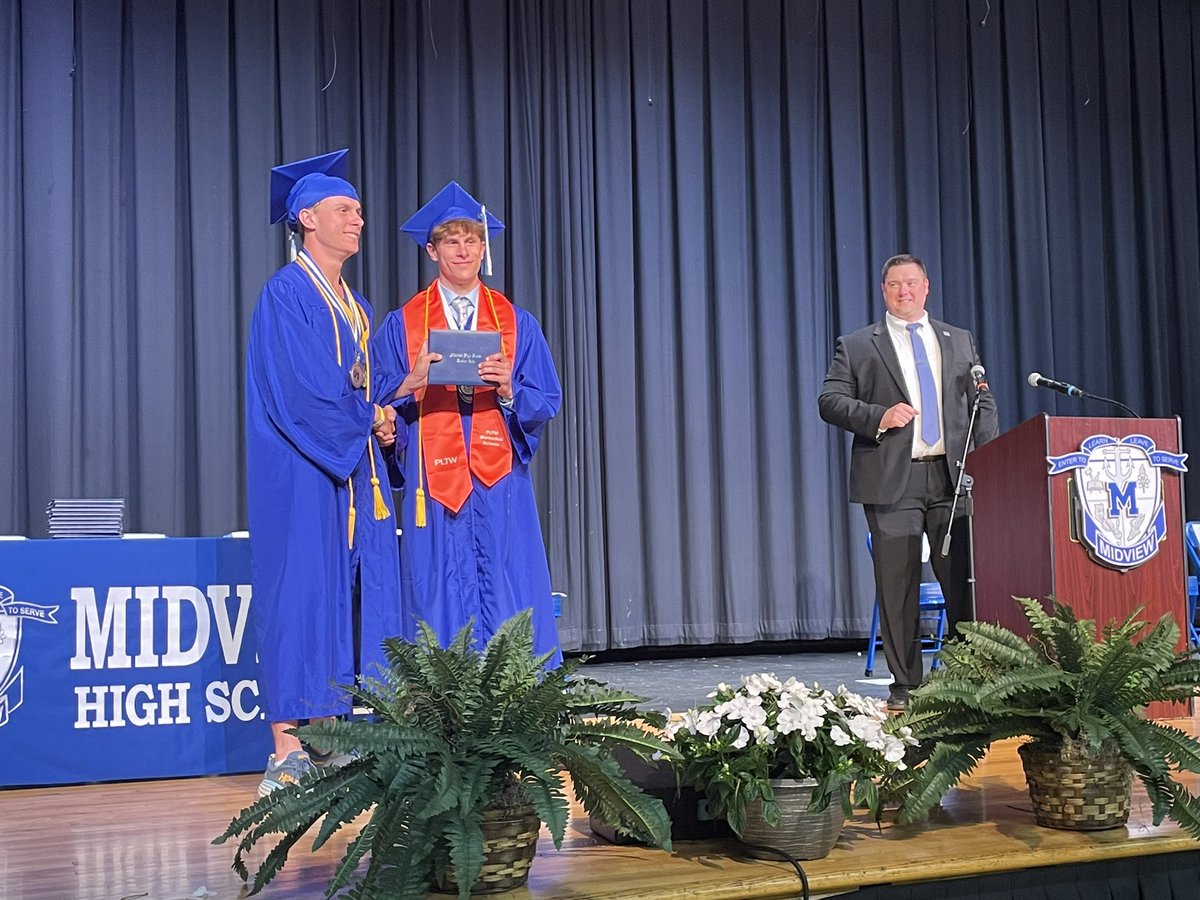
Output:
top-left (737, 778), bottom-right (845, 860)
top-left (1018, 742), bottom-right (1132, 831)
top-left (436, 805), bottom-right (541, 894)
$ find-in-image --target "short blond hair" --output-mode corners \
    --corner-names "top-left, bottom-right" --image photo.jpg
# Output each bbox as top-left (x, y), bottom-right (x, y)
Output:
top-left (429, 218), bottom-right (485, 246)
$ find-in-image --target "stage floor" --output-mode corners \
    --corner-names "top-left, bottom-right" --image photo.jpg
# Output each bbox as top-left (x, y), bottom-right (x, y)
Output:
top-left (578, 646), bottom-right (907, 714)
top-left (7, 721), bottom-right (1200, 900)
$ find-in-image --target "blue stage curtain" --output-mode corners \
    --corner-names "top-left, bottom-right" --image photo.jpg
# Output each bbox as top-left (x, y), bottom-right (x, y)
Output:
top-left (5, 1), bottom-right (1200, 651)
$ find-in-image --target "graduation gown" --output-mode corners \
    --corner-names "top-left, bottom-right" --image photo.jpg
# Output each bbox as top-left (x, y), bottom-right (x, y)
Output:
top-left (245, 261), bottom-right (402, 721)
top-left (372, 286), bottom-right (562, 665)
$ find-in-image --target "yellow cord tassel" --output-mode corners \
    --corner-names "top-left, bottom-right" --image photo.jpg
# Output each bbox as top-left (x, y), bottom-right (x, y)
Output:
top-left (415, 487), bottom-right (427, 528)
top-left (371, 476), bottom-right (389, 520)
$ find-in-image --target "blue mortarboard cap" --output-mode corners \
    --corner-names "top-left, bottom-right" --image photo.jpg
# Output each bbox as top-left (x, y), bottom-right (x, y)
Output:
top-left (269, 149), bottom-right (359, 226)
top-left (400, 182), bottom-right (504, 247)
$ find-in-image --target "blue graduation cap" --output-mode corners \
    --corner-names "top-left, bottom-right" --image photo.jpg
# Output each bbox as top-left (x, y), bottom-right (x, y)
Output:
top-left (269, 149), bottom-right (359, 227)
top-left (401, 182), bottom-right (504, 275)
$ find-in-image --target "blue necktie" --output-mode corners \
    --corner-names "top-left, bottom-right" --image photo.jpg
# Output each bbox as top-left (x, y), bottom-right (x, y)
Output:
top-left (907, 323), bottom-right (940, 446)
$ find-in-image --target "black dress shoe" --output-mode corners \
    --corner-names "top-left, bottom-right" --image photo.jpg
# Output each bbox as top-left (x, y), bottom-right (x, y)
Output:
top-left (887, 688), bottom-right (909, 712)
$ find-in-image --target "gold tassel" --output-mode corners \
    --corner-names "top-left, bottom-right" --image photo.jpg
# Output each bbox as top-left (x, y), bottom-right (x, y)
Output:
top-left (415, 487), bottom-right (427, 528)
top-left (371, 475), bottom-right (389, 521)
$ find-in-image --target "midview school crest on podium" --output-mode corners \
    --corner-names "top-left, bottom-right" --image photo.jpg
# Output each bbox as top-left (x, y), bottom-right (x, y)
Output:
top-left (0, 583), bottom-right (60, 727)
top-left (1047, 434), bottom-right (1189, 571)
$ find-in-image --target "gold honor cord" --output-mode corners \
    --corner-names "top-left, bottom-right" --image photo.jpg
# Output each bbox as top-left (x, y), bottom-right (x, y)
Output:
top-left (295, 256), bottom-right (390, 550)
top-left (412, 280), bottom-right (508, 529)
top-left (296, 250), bottom-right (366, 342)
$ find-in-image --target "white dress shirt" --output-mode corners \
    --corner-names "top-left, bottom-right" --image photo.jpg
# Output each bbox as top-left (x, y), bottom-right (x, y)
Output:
top-left (437, 282), bottom-right (480, 331)
top-left (884, 311), bottom-right (945, 459)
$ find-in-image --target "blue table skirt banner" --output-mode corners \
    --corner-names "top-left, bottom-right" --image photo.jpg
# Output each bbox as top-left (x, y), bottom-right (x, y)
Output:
top-left (0, 537), bottom-right (271, 786)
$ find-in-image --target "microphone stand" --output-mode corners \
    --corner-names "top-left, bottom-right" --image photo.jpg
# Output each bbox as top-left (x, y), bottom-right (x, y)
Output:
top-left (1033, 375), bottom-right (1141, 417)
top-left (1076, 391), bottom-right (1141, 419)
top-left (940, 383), bottom-right (985, 618)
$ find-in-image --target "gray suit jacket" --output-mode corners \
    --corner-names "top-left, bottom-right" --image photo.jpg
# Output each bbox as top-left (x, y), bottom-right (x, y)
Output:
top-left (818, 317), bottom-right (998, 506)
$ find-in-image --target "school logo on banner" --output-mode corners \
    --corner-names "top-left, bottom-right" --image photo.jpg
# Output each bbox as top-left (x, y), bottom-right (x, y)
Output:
top-left (1047, 434), bottom-right (1188, 571)
top-left (0, 584), bottom-right (60, 727)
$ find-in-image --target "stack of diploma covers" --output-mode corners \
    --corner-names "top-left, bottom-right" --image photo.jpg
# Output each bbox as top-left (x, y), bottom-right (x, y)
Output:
top-left (46, 498), bottom-right (125, 538)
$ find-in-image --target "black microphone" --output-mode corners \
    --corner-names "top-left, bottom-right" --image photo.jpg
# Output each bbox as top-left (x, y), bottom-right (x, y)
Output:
top-left (970, 364), bottom-right (989, 392)
top-left (1027, 372), bottom-right (1086, 398)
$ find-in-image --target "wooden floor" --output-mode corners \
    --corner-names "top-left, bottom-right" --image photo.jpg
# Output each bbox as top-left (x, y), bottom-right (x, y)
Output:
top-left (7, 721), bottom-right (1200, 900)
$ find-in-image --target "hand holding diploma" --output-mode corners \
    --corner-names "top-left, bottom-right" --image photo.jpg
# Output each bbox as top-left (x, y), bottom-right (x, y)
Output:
top-left (478, 352), bottom-right (513, 400)
top-left (395, 340), bottom-right (443, 399)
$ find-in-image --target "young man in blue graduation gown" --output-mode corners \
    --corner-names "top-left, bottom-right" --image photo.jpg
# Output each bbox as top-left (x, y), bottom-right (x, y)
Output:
top-left (373, 183), bottom-right (562, 665)
top-left (245, 149), bottom-right (403, 794)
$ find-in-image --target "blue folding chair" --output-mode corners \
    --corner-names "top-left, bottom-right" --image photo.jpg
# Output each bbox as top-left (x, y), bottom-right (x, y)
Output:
top-left (863, 532), bottom-right (948, 677)
top-left (1182, 522), bottom-right (1200, 650)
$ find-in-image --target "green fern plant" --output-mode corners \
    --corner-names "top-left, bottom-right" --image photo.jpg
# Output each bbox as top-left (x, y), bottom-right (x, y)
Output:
top-left (890, 597), bottom-right (1200, 838)
top-left (213, 610), bottom-right (674, 898)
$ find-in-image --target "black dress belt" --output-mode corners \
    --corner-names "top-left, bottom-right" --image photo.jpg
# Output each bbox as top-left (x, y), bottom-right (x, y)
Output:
top-left (912, 455), bottom-right (946, 463)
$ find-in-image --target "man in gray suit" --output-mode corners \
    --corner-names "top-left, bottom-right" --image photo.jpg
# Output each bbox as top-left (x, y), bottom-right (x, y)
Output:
top-left (819, 254), bottom-right (997, 710)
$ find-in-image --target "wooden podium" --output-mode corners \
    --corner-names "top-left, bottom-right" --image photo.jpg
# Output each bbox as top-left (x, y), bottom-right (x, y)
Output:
top-left (967, 415), bottom-right (1189, 718)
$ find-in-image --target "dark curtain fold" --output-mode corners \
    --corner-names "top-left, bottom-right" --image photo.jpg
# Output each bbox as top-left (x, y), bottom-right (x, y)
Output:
top-left (5, 0), bottom-right (1200, 651)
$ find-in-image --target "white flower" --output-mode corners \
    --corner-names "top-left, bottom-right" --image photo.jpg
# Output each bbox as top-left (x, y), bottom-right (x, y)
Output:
top-left (775, 705), bottom-right (803, 735)
top-left (779, 680), bottom-right (810, 705)
top-left (837, 684), bottom-right (887, 718)
top-left (742, 673), bottom-right (783, 696)
top-left (668, 709), bottom-right (703, 738)
top-left (829, 724), bottom-right (853, 746)
top-left (695, 710), bottom-right (723, 737)
top-left (719, 694), bottom-right (767, 729)
top-left (752, 724), bottom-right (777, 745)
top-left (778, 696), bottom-right (826, 739)
top-left (706, 682), bottom-right (732, 699)
top-left (848, 714), bottom-right (883, 744)
top-left (731, 726), bottom-right (751, 750)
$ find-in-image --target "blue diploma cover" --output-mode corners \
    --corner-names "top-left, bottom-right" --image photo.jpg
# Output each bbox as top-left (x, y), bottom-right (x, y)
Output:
top-left (427, 329), bottom-right (501, 386)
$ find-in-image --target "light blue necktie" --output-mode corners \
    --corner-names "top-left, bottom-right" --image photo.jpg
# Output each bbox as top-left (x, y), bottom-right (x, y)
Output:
top-left (451, 295), bottom-right (474, 330)
top-left (906, 323), bottom-right (940, 446)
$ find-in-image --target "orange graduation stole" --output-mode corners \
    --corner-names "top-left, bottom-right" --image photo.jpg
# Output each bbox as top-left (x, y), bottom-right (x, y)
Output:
top-left (402, 280), bottom-right (516, 518)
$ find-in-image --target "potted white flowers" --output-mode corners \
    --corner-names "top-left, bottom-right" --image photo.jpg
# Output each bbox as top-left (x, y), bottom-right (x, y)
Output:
top-left (666, 674), bottom-right (916, 859)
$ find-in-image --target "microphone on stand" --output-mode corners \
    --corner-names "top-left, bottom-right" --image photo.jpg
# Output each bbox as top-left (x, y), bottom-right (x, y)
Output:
top-left (941, 366), bottom-right (989, 559)
top-left (1027, 372), bottom-right (1085, 397)
top-left (1025, 371), bottom-right (1141, 417)
top-left (971, 365), bottom-right (989, 392)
